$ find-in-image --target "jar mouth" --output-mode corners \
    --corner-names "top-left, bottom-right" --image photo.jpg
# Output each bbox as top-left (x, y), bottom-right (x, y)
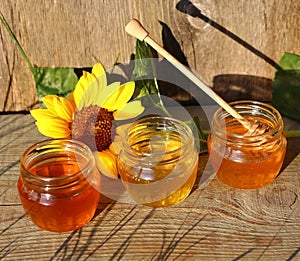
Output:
top-left (121, 116), bottom-right (194, 158)
top-left (212, 100), bottom-right (284, 141)
top-left (20, 138), bottom-right (94, 183)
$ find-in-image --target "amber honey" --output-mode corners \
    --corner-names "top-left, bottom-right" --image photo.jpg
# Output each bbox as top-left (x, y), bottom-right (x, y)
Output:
top-left (208, 101), bottom-right (287, 189)
top-left (118, 116), bottom-right (199, 207)
top-left (18, 139), bottom-right (100, 232)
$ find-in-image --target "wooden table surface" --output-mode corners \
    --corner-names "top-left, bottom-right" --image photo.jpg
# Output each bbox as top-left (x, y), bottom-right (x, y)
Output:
top-left (0, 110), bottom-right (299, 260)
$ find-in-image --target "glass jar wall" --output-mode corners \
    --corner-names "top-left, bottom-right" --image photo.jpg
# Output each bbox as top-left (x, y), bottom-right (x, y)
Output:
top-left (208, 101), bottom-right (287, 189)
top-left (18, 139), bottom-right (101, 232)
top-left (118, 116), bottom-right (199, 207)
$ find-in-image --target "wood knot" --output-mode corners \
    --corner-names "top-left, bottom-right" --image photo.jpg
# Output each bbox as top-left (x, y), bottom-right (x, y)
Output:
top-left (263, 185), bottom-right (298, 209)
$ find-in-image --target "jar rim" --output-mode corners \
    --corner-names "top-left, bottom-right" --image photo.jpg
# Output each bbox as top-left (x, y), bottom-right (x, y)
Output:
top-left (121, 115), bottom-right (195, 157)
top-left (212, 100), bottom-right (284, 140)
top-left (20, 138), bottom-right (95, 183)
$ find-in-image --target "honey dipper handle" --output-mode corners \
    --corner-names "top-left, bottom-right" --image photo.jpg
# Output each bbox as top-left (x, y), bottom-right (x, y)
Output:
top-left (125, 18), bottom-right (149, 41)
top-left (125, 19), bottom-right (251, 129)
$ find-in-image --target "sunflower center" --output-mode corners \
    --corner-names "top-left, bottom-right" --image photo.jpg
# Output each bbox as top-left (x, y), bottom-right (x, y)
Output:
top-left (71, 105), bottom-right (115, 152)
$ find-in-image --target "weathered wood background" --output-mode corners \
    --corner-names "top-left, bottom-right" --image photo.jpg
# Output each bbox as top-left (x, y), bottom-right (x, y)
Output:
top-left (1, 0), bottom-right (300, 111)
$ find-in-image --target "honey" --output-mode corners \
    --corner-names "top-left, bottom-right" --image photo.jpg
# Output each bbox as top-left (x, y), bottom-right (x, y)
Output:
top-left (208, 101), bottom-right (287, 189)
top-left (118, 116), bottom-right (199, 207)
top-left (18, 139), bottom-right (100, 232)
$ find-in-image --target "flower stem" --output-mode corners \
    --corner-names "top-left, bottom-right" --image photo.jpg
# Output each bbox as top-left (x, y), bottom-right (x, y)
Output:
top-left (155, 102), bottom-right (173, 118)
top-left (0, 11), bottom-right (34, 71)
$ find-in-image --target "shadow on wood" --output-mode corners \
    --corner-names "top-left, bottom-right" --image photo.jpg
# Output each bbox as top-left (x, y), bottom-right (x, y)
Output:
top-left (212, 74), bottom-right (273, 102)
top-left (175, 0), bottom-right (280, 69)
top-left (159, 20), bottom-right (189, 67)
top-left (280, 137), bottom-right (300, 174)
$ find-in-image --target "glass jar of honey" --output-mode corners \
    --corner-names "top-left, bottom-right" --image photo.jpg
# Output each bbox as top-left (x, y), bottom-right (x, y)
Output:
top-left (18, 139), bottom-right (100, 232)
top-left (118, 116), bottom-right (199, 207)
top-left (208, 101), bottom-right (287, 189)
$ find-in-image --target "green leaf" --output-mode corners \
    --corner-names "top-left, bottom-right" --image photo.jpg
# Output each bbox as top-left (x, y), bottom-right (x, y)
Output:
top-left (1, 11), bottom-right (78, 103)
top-left (272, 52), bottom-right (300, 122)
top-left (272, 69), bottom-right (300, 121)
top-left (32, 67), bottom-right (78, 100)
top-left (131, 39), bottom-right (160, 98)
top-left (131, 39), bottom-right (172, 116)
top-left (277, 52), bottom-right (300, 70)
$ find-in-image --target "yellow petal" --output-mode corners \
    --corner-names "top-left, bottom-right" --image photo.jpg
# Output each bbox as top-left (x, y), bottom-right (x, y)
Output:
top-left (92, 63), bottom-right (105, 77)
top-left (102, 81), bottom-right (135, 111)
top-left (31, 108), bottom-right (70, 138)
top-left (94, 81), bottom-right (121, 108)
top-left (109, 135), bottom-right (122, 155)
top-left (68, 92), bottom-right (77, 109)
top-left (58, 98), bottom-right (75, 121)
top-left (30, 109), bottom-right (56, 122)
top-left (109, 124), bottom-right (132, 154)
top-left (73, 75), bottom-right (87, 110)
top-left (73, 71), bottom-right (98, 110)
top-left (73, 64), bottom-right (108, 110)
top-left (41, 95), bottom-right (56, 110)
top-left (115, 123), bottom-right (131, 135)
top-left (93, 150), bottom-right (119, 179)
top-left (83, 72), bottom-right (99, 107)
top-left (92, 63), bottom-right (107, 94)
top-left (113, 100), bottom-right (144, 120)
top-left (35, 119), bottom-right (71, 138)
top-left (41, 95), bottom-right (74, 122)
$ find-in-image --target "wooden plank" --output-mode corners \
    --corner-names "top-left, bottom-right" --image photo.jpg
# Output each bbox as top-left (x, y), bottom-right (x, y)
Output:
top-left (1, 0), bottom-right (300, 111)
top-left (0, 113), bottom-right (299, 260)
top-left (1, 202), bottom-right (299, 260)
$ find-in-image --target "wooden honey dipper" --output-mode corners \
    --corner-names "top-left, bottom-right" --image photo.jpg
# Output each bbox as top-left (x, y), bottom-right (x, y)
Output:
top-left (125, 19), bottom-right (268, 135)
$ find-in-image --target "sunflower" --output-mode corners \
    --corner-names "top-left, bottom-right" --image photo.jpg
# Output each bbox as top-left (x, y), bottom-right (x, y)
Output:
top-left (30, 63), bottom-right (144, 179)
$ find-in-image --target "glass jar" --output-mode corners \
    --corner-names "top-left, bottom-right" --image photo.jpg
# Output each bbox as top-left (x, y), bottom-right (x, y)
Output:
top-left (118, 116), bottom-right (199, 207)
top-left (18, 139), bottom-right (101, 232)
top-left (208, 101), bottom-right (287, 189)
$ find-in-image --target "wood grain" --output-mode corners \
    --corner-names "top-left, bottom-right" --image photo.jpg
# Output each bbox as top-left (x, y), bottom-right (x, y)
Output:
top-left (0, 112), bottom-right (299, 260)
top-left (1, 0), bottom-right (300, 111)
